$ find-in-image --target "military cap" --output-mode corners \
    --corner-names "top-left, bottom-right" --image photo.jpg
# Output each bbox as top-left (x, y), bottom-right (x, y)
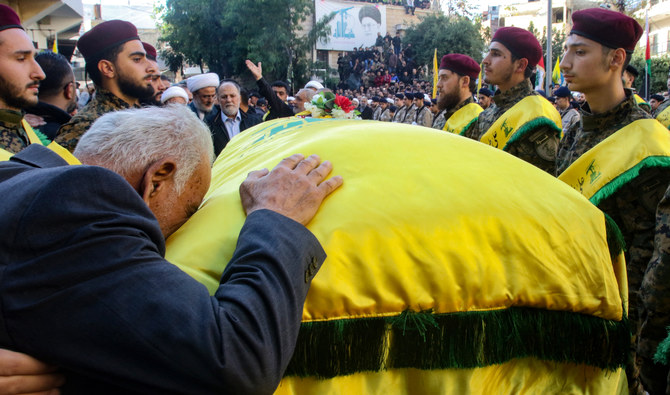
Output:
top-left (143, 42), bottom-right (157, 61)
top-left (554, 86), bottom-right (572, 98)
top-left (78, 20), bottom-right (140, 60)
top-left (536, 89), bottom-right (547, 98)
top-left (570, 8), bottom-right (642, 53)
top-left (0, 5), bottom-right (22, 32)
top-left (547, 96), bottom-right (556, 103)
top-left (478, 88), bottom-right (493, 97)
top-left (439, 54), bottom-right (480, 79)
top-left (625, 64), bottom-right (639, 78)
top-left (389, 105), bottom-right (397, 112)
top-left (491, 27), bottom-right (542, 69)
top-left (431, 98), bottom-right (437, 105)
top-left (395, 93), bottom-right (404, 99)
top-left (651, 94), bottom-right (665, 102)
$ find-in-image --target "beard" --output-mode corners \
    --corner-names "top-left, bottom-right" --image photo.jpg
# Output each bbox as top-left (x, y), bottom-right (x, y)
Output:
top-left (0, 74), bottom-right (38, 110)
top-left (437, 89), bottom-right (461, 112)
top-left (194, 99), bottom-right (213, 113)
top-left (117, 70), bottom-right (154, 100)
top-left (222, 103), bottom-right (238, 117)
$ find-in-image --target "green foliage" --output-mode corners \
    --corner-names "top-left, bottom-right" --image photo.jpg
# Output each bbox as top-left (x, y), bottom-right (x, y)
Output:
top-left (403, 14), bottom-right (486, 67)
top-left (528, 22), bottom-right (566, 71)
top-left (630, 51), bottom-right (670, 95)
top-left (158, 0), bottom-right (333, 87)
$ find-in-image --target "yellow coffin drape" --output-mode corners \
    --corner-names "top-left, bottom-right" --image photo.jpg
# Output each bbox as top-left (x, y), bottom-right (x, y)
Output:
top-left (166, 117), bottom-right (626, 394)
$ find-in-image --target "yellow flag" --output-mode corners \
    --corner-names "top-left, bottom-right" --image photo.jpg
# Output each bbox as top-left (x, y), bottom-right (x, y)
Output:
top-left (432, 49), bottom-right (438, 99)
top-left (477, 62), bottom-right (483, 92)
top-left (52, 34), bottom-right (58, 54)
top-left (552, 56), bottom-right (562, 84)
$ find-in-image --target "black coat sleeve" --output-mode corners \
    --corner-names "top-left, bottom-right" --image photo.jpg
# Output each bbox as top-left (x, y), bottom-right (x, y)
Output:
top-left (256, 78), bottom-right (295, 120)
top-left (1, 166), bottom-right (325, 394)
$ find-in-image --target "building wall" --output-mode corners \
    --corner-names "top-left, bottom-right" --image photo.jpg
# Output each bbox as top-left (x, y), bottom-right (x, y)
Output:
top-left (638, 0), bottom-right (670, 58)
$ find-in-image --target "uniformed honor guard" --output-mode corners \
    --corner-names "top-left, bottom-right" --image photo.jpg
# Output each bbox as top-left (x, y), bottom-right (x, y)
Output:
top-left (413, 93), bottom-right (433, 127)
top-left (555, 8), bottom-right (670, 394)
top-left (392, 93), bottom-right (407, 123)
top-left (469, 27), bottom-right (562, 174)
top-left (432, 54), bottom-right (483, 136)
top-left (55, 20), bottom-right (157, 152)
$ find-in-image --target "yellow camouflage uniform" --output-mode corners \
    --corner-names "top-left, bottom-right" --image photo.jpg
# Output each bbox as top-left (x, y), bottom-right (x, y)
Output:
top-left (55, 88), bottom-right (138, 152)
top-left (557, 90), bottom-right (669, 395)
top-left (0, 109), bottom-right (30, 154)
top-left (467, 79), bottom-right (558, 174)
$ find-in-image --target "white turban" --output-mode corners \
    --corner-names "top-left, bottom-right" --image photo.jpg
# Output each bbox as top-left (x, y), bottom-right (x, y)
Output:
top-left (186, 73), bottom-right (219, 93)
top-left (161, 86), bottom-right (189, 104)
top-left (304, 80), bottom-right (324, 91)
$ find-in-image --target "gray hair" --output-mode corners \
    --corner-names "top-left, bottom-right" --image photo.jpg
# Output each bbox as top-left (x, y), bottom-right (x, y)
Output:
top-left (296, 88), bottom-right (315, 102)
top-left (74, 105), bottom-right (214, 194)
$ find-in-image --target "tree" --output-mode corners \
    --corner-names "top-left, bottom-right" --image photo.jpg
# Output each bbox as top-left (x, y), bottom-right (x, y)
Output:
top-left (403, 14), bottom-right (487, 67)
top-left (157, 0), bottom-right (332, 88)
top-left (630, 52), bottom-right (670, 95)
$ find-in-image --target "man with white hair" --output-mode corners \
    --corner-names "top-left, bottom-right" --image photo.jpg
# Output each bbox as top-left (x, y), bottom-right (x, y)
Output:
top-left (0, 104), bottom-right (342, 393)
top-left (209, 80), bottom-right (261, 155)
top-left (294, 88), bottom-right (316, 113)
top-left (187, 72), bottom-right (220, 122)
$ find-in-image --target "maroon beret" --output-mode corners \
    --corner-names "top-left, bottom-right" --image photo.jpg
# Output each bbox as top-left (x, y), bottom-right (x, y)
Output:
top-left (439, 54), bottom-right (480, 79)
top-left (143, 42), bottom-right (157, 61)
top-left (0, 5), bottom-right (22, 32)
top-left (77, 20), bottom-right (140, 60)
top-left (571, 8), bottom-right (642, 53)
top-left (491, 27), bottom-right (542, 69)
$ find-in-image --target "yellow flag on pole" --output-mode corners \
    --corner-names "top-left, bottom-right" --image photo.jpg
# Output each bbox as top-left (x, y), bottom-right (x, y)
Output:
top-left (52, 32), bottom-right (58, 54)
top-left (477, 62), bottom-right (483, 92)
top-left (432, 49), bottom-right (438, 99)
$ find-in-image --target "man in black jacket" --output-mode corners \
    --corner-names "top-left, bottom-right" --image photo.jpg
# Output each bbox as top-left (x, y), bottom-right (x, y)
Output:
top-left (245, 60), bottom-right (294, 121)
top-left (208, 80), bottom-right (261, 155)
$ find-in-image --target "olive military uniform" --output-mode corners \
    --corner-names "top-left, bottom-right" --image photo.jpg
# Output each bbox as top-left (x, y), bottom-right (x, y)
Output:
top-left (557, 91), bottom-right (670, 394)
top-left (0, 110), bottom-right (31, 154)
top-left (55, 88), bottom-right (138, 152)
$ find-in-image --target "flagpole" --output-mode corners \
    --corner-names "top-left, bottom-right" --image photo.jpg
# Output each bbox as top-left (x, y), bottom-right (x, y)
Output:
top-left (545, 0), bottom-right (552, 93)
top-left (644, 7), bottom-right (650, 101)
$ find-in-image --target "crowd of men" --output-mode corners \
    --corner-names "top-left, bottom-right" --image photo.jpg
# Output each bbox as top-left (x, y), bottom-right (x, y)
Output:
top-left (2, 2), bottom-right (670, 394)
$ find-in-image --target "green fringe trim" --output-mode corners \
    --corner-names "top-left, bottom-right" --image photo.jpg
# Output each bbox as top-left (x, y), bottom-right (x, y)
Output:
top-left (653, 326), bottom-right (670, 365)
top-left (504, 117), bottom-right (562, 150)
top-left (605, 212), bottom-right (627, 258)
top-left (458, 116), bottom-right (479, 136)
top-left (32, 128), bottom-right (51, 146)
top-left (590, 156), bottom-right (670, 207)
top-left (284, 307), bottom-right (630, 378)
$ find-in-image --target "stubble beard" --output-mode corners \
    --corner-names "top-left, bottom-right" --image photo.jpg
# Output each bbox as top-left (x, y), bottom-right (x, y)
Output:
top-left (0, 74), bottom-right (38, 110)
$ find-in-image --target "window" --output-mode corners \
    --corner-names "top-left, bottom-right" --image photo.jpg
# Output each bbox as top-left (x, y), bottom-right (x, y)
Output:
top-left (651, 33), bottom-right (658, 56)
top-left (317, 50), bottom-right (328, 63)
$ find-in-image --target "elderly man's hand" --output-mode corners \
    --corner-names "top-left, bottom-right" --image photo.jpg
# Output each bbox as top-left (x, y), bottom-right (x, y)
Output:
top-left (240, 154), bottom-right (343, 226)
top-left (0, 349), bottom-right (64, 395)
